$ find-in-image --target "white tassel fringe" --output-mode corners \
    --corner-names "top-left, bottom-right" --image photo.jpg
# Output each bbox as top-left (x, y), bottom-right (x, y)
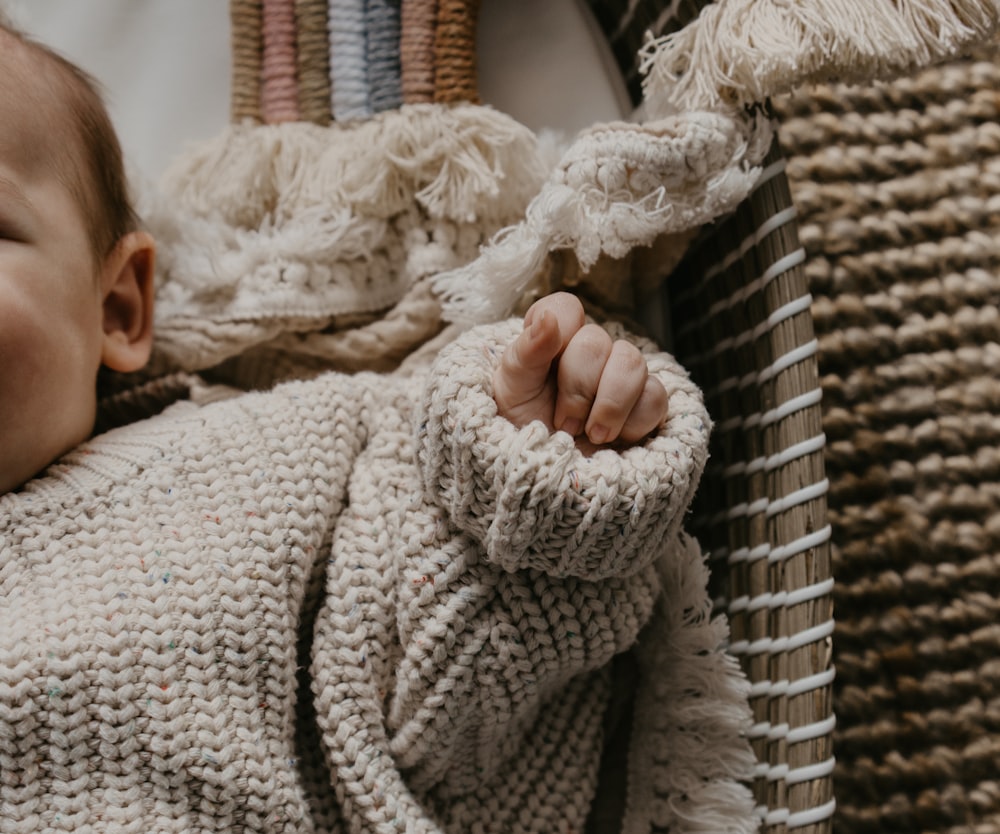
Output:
top-left (144, 103), bottom-right (550, 371)
top-left (434, 109), bottom-right (774, 324)
top-left (623, 533), bottom-right (758, 834)
top-left (641, 0), bottom-right (1000, 115)
top-left (161, 102), bottom-right (546, 229)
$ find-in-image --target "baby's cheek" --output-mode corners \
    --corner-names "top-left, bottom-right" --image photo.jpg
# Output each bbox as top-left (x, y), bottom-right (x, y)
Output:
top-left (0, 294), bottom-right (99, 488)
top-left (0, 298), bottom-right (49, 404)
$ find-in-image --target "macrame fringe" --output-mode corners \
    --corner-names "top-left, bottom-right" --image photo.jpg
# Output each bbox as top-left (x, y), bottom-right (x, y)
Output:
top-left (640, 0), bottom-right (1000, 115)
top-left (146, 103), bottom-right (549, 372)
top-left (161, 101), bottom-right (545, 229)
top-left (433, 109), bottom-right (773, 324)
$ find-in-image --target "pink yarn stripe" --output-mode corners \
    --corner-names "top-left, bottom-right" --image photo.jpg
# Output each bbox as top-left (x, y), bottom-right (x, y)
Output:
top-left (261, 0), bottom-right (301, 123)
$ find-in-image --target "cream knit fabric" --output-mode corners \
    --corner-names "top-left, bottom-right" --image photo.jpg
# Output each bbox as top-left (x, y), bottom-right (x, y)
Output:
top-left (0, 318), bottom-right (754, 834)
top-left (144, 99), bottom-right (773, 372)
top-left (144, 103), bottom-right (552, 376)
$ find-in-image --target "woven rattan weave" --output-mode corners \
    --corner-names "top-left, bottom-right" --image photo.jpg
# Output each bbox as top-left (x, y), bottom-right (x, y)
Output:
top-left (772, 40), bottom-right (1000, 834)
top-left (666, 140), bottom-right (835, 834)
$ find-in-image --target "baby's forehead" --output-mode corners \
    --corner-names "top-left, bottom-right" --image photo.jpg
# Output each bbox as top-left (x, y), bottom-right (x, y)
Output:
top-left (0, 34), bottom-right (80, 176)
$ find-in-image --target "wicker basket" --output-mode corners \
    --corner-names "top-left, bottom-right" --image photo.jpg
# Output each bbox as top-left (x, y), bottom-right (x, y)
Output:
top-left (666, 143), bottom-right (836, 834)
top-left (227, 1), bottom-right (836, 831)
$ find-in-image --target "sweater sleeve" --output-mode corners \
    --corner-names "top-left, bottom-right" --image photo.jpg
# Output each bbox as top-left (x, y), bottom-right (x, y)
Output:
top-left (415, 318), bottom-right (711, 580)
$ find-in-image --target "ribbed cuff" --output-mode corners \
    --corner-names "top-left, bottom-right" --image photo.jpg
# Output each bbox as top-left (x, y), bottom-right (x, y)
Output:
top-left (416, 319), bottom-right (711, 580)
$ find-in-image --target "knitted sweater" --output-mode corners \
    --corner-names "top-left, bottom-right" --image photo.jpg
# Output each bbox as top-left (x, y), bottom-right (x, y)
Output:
top-left (0, 318), bottom-right (755, 834)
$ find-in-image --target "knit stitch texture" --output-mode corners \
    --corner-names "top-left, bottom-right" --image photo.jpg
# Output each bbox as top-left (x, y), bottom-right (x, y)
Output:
top-left (0, 319), bottom-right (755, 833)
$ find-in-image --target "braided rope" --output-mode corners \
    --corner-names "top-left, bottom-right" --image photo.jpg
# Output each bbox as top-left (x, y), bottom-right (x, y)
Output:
top-left (328, 0), bottom-right (371, 119)
top-left (432, 0), bottom-right (479, 103)
top-left (295, 0), bottom-right (333, 124)
top-left (366, 0), bottom-right (403, 112)
top-left (400, 0), bottom-right (437, 102)
top-left (230, 0), bottom-right (264, 122)
top-left (233, 0), bottom-right (483, 120)
top-left (261, 0), bottom-right (301, 122)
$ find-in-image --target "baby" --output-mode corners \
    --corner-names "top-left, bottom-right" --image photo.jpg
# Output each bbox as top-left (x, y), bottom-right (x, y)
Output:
top-left (0, 21), bottom-right (751, 834)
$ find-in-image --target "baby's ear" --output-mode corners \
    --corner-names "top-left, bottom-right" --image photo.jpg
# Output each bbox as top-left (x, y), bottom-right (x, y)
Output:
top-left (100, 231), bottom-right (156, 373)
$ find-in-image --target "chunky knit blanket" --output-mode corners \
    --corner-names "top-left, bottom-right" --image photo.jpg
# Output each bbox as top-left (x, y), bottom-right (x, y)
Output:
top-left (0, 318), bottom-right (755, 833)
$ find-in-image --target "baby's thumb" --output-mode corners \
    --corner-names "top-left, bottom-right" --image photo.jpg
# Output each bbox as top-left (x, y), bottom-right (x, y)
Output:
top-left (493, 311), bottom-right (562, 411)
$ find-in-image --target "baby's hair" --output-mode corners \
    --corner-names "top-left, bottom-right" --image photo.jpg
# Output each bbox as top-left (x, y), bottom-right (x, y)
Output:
top-left (0, 18), bottom-right (138, 258)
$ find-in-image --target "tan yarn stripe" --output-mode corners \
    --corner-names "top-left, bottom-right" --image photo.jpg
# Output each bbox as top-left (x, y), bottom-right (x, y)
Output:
top-left (295, 0), bottom-right (332, 124)
top-left (432, 0), bottom-right (479, 103)
top-left (401, 0), bottom-right (437, 103)
top-left (231, 0), bottom-right (264, 122)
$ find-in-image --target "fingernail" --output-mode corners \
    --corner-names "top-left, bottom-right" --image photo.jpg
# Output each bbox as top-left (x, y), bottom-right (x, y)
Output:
top-left (528, 310), bottom-right (546, 341)
top-left (560, 417), bottom-right (582, 436)
top-left (588, 424), bottom-right (609, 445)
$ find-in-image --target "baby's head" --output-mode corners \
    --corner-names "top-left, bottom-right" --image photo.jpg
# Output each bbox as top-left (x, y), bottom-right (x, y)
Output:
top-left (0, 21), bottom-right (156, 494)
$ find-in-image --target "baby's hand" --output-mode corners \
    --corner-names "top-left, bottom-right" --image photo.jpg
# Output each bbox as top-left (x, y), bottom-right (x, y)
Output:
top-left (493, 293), bottom-right (668, 450)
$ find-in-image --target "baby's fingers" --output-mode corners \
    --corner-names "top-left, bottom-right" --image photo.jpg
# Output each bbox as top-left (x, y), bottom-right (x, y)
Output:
top-left (618, 376), bottom-right (669, 444)
top-left (552, 324), bottom-right (613, 437)
top-left (581, 340), bottom-right (651, 445)
top-left (493, 310), bottom-right (563, 420)
top-left (554, 333), bottom-right (662, 445)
